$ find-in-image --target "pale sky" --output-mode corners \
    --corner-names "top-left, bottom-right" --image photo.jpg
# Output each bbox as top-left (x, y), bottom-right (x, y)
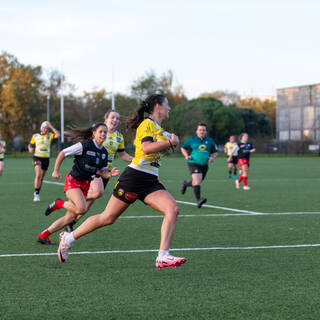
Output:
top-left (1, 0), bottom-right (319, 98)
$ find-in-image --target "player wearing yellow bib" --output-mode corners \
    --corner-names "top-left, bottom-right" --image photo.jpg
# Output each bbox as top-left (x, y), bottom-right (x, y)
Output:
top-left (102, 110), bottom-right (132, 185)
top-left (28, 121), bottom-right (60, 202)
top-left (0, 134), bottom-right (6, 176)
top-left (224, 135), bottom-right (238, 179)
top-left (64, 110), bottom-right (132, 232)
top-left (57, 94), bottom-right (186, 269)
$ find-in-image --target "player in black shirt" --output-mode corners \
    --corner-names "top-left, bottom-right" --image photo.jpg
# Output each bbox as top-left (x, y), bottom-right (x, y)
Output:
top-left (229, 133), bottom-right (255, 190)
top-left (37, 123), bottom-right (119, 245)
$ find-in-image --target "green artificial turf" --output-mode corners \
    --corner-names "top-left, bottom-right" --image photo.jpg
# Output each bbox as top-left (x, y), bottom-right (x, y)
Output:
top-left (0, 156), bottom-right (320, 319)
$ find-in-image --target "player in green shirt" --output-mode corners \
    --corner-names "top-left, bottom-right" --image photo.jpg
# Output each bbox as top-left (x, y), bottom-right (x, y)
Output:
top-left (180, 123), bottom-right (218, 208)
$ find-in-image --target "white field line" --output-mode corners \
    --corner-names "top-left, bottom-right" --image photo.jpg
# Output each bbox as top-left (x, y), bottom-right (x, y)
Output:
top-left (43, 180), bottom-right (320, 216)
top-left (3, 178), bottom-right (320, 185)
top-left (162, 178), bottom-right (320, 183)
top-left (2, 243), bottom-right (320, 258)
top-left (43, 180), bottom-right (64, 186)
top-left (176, 200), bottom-right (260, 214)
top-left (121, 212), bottom-right (320, 219)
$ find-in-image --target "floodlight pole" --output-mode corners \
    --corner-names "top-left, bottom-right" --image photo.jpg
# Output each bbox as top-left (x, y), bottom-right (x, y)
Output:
top-left (112, 93), bottom-right (115, 110)
top-left (46, 95), bottom-right (50, 122)
top-left (60, 77), bottom-right (64, 150)
top-left (111, 64), bottom-right (115, 110)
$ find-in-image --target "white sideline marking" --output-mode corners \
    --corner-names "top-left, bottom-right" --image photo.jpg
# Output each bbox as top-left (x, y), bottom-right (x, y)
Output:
top-left (121, 211), bottom-right (320, 219)
top-left (176, 200), bottom-right (259, 214)
top-left (43, 180), bottom-right (320, 216)
top-left (43, 180), bottom-right (64, 186)
top-left (1, 243), bottom-right (320, 258)
top-left (43, 180), bottom-right (258, 214)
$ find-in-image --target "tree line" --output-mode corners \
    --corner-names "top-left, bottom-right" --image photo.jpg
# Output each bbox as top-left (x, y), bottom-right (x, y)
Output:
top-left (0, 52), bottom-right (275, 151)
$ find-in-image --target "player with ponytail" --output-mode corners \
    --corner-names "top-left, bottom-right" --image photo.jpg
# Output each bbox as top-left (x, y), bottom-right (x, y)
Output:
top-left (57, 94), bottom-right (186, 269)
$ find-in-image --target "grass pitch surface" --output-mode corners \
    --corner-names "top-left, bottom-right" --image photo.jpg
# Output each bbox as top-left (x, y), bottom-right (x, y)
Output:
top-left (1, 156), bottom-right (320, 319)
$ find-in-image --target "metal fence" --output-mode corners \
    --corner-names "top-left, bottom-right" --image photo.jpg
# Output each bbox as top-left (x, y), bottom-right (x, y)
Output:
top-left (276, 84), bottom-right (320, 142)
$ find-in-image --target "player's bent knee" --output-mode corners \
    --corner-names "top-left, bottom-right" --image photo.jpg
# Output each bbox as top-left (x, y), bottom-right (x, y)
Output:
top-left (165, 205), bottom-right (179, 218)
top-left (87, 190), bottom-right (104, 200)
top-left (100, 215), bottom-right (116, 226)
top-left (173, 205), bottom-right (180, 216)
top-left (75, 206), bottom-right (87, 215)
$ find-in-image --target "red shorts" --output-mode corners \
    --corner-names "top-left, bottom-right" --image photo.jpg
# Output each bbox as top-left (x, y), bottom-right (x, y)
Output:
top-left (64, 173), bottom-right (91, 197)
top-left (238, 158), bottom-right (250, 166)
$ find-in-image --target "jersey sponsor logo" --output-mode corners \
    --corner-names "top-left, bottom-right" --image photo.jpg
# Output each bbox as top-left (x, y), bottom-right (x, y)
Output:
top-left (102, 154), bottom-right (106, 159)
top-left (118, 188), bottom-right (124, 196)
top-left (199, 144), bottom-right (207, 151)
top-left (125, 192), bottom-right (138, 201)
top-left (87, 151), bottom-right (96, 156)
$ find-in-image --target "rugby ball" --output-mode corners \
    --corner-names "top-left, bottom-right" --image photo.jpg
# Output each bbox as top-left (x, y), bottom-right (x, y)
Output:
top-left (156, 131), bottom-right (171, 142)
top-left (156, 131), bottom-right (173, 154)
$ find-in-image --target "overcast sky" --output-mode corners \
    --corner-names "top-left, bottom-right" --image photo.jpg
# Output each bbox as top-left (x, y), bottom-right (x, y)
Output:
top-left (1, 0), bottom-right (319, 98)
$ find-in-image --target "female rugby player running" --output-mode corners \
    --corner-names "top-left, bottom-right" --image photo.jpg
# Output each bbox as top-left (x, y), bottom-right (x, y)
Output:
top-left (37, 123), bottom-right (119, 245)
top-left (28, 121), bottom-right (60, 202)
top-left (57, 94), bottom-right (186, 269)
top-left (230, 133), bottom-right (256, 190)
top-left (65, 109), bottom-right (132, 232)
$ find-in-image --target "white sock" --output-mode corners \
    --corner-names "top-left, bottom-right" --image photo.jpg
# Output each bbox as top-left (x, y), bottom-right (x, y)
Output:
top-left (158, 249), bottom-right (169, 257)
top-left (65, 231), bottom-right (76, 245)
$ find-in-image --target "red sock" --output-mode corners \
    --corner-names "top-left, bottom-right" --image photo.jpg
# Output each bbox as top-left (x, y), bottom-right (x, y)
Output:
top-left (243, 177), bottom-right (248, 186)
top-left (56, 199), bottom-right (65, 209)
top-left (238, 176), bottom-right (243, 184)
top-left (39, 229), bottom-right (51, 238)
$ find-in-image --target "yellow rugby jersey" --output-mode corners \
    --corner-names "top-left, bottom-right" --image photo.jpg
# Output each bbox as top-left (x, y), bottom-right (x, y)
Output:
top-left (0, 140), bottom-right (6, 159)
top-left (102, 130), bottom-right (125, 170)
top-left (30, 133), bottom-right (54, 158)
top-left (224, 142), bottom-right (237, 156)
top-left (129, 118), bottom-right (169, 176)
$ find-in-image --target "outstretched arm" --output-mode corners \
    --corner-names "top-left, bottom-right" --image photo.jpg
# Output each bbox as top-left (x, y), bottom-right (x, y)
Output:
top-left (52, 151), bottom-right (65, 179)
top-left (117, 151), bottom-right (133, 162)
top-left (180, 147), bottom-right (191, 161)
top-left (47, 121), bottom-right (60, 139)
top-left (28, 144), bottom-right (34, 154)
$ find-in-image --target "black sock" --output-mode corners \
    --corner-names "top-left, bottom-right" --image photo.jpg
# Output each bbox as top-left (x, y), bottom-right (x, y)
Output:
top-left (35, 188), bottom-right (40, 195)
top-left (233, 168), bottom-right (237, 175)
top-left (185, 181), bottom-right (192, 187)
top-left (228, 169), bottom-right (232, 174)
top-left (193, 185), bottom-right (201, 201)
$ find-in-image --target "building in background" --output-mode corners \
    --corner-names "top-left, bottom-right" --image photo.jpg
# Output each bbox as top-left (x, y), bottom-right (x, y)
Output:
top-left (276, 84), bottom-right (320, 143)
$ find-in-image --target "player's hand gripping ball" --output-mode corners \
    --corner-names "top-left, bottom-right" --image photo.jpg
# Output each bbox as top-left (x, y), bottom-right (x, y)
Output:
top-left (156, 131), bottom-right (174, 154)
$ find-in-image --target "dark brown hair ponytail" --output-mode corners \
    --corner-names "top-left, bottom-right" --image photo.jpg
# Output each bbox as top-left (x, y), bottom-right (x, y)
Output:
top-left (126, 94), bottom-right (166, 129)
